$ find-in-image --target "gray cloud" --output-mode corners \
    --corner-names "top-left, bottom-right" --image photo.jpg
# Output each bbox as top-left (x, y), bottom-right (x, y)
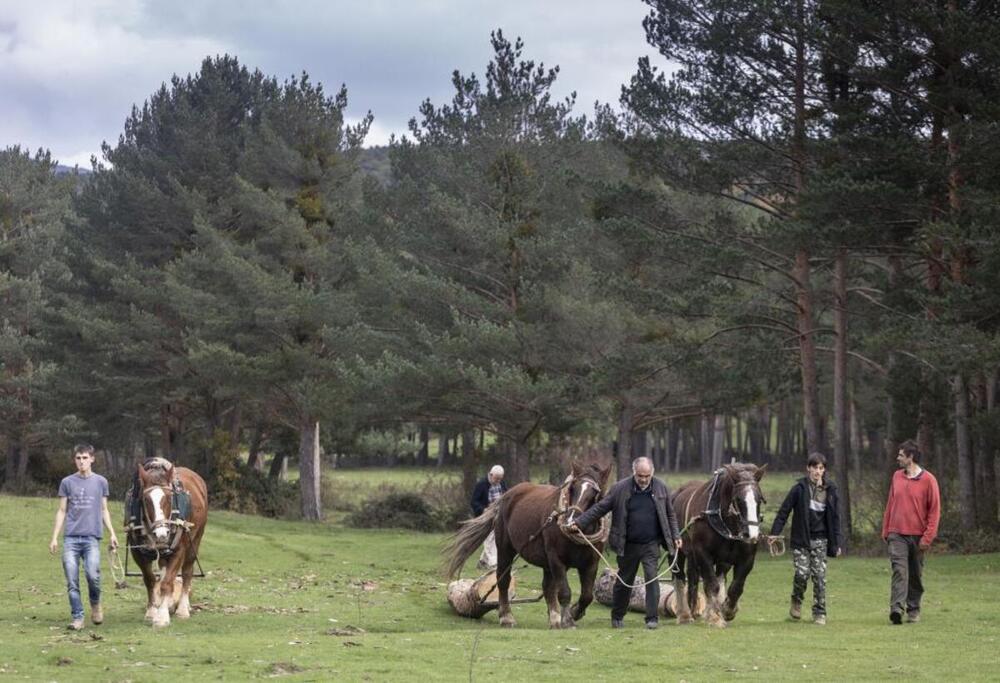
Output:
top-left (0, 0), bottom-right (656, 165)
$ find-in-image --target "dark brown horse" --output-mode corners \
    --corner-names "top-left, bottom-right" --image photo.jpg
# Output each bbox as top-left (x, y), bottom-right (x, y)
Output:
top-left (671, 463), bottom-right (766, 628)
top-left (445, 461), bottom-right (612, 629)
top-left (129, 458), bottom-right (208, 628)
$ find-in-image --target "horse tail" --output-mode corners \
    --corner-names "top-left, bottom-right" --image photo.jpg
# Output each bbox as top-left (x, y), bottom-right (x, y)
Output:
top-left (443, 503), bottom-right (499, 579)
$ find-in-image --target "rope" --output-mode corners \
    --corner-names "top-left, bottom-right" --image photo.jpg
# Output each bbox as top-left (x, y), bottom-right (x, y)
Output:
top-left (108, 547), bottom-right (127, 589)
top-left (765, 535), bottom-right (787, 556)
top-left (568, 528), bottom-right (680, 589)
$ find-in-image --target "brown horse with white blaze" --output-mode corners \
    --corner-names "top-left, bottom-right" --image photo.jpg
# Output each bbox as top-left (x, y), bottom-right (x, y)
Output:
top-left (131, 460), bottom-right (208, 628)
top-left (671, 463), bottom-right (766, 628)
top-left (444, 461), bottom-right (612, 629)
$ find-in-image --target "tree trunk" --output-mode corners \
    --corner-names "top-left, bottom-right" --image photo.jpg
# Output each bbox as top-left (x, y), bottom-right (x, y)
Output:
top-left (299, 419), bottom-right (323, 521)
top-left (268, 451), bottom-right (287, 480)
top-left (849, 389), bottom-right (862, 479)
top-left (616, 403), bottom-right (635, 480)
top-left (699, 411), bottom-right (711, 472)
top-left (711, 414), bottom-right (726, 470)
top-left (417, 426), bottom-right (429, 467)
top-left (246, 424), bottom-right (265, 471)
top-left (511, 438), bottom-right (530, 485)
top-left (832, 248), bottom-right (853, 544)
top-left (985, 370), bottom-right (999, 529)
top-left (954, 375), bottom-right (976, 529)
top-left (461, 430), bottom-right (479, 500)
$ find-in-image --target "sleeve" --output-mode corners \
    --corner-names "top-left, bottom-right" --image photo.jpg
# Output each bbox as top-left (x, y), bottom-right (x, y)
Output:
top-left (573, 486), bottom-right (616, 529)
top-left (828, 487), bottom-right (842, 554)
top-left (101, 476), bottom-right (110, 498)
top-left (470, 483), bottom-right (485, 516)
top-left (58, 478), bottom-right (69, 498)
top-left (921, 475), bottom-right (941, 546)
top-left (881, 475), bottom-right (894, 540)
top-left (769, 486), bottom-right (797, 536)
top-left (663, 485), bottom-right (681, 539)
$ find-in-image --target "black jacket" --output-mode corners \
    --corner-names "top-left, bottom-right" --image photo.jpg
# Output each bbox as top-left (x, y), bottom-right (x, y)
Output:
top-left (769, 476), bottom-right (841, 557)
top-left (573, 477), bottom-right (681, 555)
top-left (470, 477), bottom-right (507, 517)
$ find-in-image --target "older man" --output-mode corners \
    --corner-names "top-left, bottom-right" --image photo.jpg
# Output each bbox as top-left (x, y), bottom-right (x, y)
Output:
top-left (569, 457), bottom-right (682, 629)
top-left (471, 465), bottom-right (507, 569)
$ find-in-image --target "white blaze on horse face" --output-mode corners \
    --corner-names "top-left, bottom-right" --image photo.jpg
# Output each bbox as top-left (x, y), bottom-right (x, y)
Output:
top-left (743, 489), bottom-right (760, 540)
top-left (148, 488), bottom-right (169, 540)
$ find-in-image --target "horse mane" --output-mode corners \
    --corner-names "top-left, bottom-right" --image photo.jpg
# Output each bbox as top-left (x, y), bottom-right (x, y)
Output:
top-left (141, 457), bottom-right (174, 485)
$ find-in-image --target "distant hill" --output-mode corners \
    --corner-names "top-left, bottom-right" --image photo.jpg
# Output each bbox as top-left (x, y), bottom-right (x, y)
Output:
top-left (53, 164), bottom-right (92, 177)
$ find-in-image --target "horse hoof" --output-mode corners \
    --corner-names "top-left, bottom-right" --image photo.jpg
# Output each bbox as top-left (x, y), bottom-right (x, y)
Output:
top-left (560, 619), bottom-right (577, 629)
top-left (677, 616), bottom-right (694, 625)
top-left (499, 616), bottom-right (516, 628)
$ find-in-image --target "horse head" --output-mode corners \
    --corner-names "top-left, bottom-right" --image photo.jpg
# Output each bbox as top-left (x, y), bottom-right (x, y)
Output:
top-left (722, 464), bottom-right (767, 542)
top-left (565, 460), bottom-right (612, 526)
top-left (138, 460), bottom-right (175, 548)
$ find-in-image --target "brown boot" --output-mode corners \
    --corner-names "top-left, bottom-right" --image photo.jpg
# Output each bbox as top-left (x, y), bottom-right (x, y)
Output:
top-left (789, 600), bottom-right (802, 620)
top-left (91, 604), bottom-right (103, 625)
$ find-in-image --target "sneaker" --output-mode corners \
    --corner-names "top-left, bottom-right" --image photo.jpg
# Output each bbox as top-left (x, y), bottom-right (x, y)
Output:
top-left (91, 604), bottom-right (103, 625)
top-left (611, 619), bottom-right (624, 629)
top-left (645, 619), bottom-right (659, 630)
top-left (890, 611), bottom-right (902, 625)
top-left (813, 614), bottom-right (826, 626)
top-left (67, 618), bottom-right (84, 631)
top-left (907, 611), bottom-right (920, 623)
top-left (789, 600), bottom-right (802, 620)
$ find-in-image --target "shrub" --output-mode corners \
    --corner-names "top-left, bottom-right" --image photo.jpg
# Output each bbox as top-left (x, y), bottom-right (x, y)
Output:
top-left (345, 490), bottom-right (440, 531)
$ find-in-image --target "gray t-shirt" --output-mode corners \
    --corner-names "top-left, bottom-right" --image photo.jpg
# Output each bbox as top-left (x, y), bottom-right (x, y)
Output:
top-left (58, 473), bottom-right (109, 538)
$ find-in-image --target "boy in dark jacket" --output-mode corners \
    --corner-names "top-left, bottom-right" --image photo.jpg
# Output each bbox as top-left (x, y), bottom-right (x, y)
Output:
top-left (769, 453), bottom-right (841, 625)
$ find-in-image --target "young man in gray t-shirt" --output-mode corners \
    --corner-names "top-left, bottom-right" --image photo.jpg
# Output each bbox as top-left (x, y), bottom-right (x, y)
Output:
top-left (50, 444), bottom-right (119, 630)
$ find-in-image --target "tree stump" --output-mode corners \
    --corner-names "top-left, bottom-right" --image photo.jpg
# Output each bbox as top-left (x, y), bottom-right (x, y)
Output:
top-left (447, 571), bottom-right (517, 619)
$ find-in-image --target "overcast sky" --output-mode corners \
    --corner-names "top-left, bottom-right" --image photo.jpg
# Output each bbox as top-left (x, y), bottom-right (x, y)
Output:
top-left (1, 0), bottom-right (660, 168)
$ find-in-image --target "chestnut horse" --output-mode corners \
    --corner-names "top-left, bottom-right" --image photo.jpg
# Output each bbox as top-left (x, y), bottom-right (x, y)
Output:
top-left (671, 463), bottom-right (766, 628)
top-left (129, 459), bottom-right (208, 628)
top-left (445, 461), bottom-right (612, 629)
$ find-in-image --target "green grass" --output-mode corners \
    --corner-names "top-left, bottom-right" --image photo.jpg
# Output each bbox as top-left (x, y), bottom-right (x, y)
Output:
top-left (3, 489), bottom-right (998, 681)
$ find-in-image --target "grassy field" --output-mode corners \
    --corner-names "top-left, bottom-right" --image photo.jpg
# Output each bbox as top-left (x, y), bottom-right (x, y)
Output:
top-left (2, 480), bottom-right (998, 681)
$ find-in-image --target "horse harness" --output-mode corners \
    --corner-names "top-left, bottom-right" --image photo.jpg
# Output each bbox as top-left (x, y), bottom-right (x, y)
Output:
top-left (683, 468), bottom-right (766, 544)
top-left (125, 477), bottom-right (195, 561)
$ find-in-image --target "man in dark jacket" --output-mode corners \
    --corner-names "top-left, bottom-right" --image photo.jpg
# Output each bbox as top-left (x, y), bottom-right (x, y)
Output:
top-left (568, 457), bottom-right (682, 629)
top-left (470, 465), bottom-right (507, 569)
top-left (769, 452), bottom-right (842, 625)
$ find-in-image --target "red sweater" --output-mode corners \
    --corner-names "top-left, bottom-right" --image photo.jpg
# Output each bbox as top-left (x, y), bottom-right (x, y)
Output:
top-left (881, 468), bottom-right (941, 546)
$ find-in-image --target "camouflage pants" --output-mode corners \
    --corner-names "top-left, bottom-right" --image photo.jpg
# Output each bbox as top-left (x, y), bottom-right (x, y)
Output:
top-left (791, 539), bottom-right (828, 617)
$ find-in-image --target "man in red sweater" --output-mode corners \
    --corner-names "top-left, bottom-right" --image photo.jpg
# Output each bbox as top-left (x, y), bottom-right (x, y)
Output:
top-left (882, 439), bottom-right (941, 625)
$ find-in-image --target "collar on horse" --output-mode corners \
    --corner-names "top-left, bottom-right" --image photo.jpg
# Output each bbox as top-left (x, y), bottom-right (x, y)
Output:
top-left (701, 468), bottom-right (762, 544)
top-left (125, 477), bottom-right (194, 558)
top-left (556, 473), bottom-right (609, 545)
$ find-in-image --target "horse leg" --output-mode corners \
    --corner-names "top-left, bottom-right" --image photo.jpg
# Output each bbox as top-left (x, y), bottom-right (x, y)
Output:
top-left (549, 562), bottom-right (575, 629)
top-left (139, 560), bottom-right (158, 622)
top-left (673, 552), bottom-right (694, 624)
top-left (541, 569), bottom-right (562, 629)
top-left (571, 561), bottom-right (597, 623)
top-left (175, 554), bottom-right (195, 619)
top-left (495, 535), bottom-right (516, 628)
top-left (697, 555), bottom-right (725, 628)
top-left (722, 555), bottom-right (756, 622)
top-left (152, 559), bottom-right (179, 628)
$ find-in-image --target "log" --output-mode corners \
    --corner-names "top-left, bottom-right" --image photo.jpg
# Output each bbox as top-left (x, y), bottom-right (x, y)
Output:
top-left (594, 568), bottom-right (705, 618)
top-left (447, 571), bottom-right (517, 619)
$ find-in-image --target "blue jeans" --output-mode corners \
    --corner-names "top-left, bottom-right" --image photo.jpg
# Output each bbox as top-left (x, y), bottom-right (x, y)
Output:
top-left (62, 536), bottom-right (101, 620)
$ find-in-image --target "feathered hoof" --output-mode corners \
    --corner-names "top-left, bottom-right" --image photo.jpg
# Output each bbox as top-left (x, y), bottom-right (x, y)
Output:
top-left (706, 615), bottom-right (727, 629)
top-left (499, 616), bottom-right (516, 628)
top-left (676, 615), bottom-right (694, 625)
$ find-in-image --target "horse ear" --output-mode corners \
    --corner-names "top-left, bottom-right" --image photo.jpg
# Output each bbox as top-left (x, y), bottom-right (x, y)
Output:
top-left (137, 463), bottom-right (147, 483)
top-left (601, 462), bottom-right (613, 480)
top-left (754, 463), bottom-right (768, 481)
top-left (570, 460), bottom-right (582, 476)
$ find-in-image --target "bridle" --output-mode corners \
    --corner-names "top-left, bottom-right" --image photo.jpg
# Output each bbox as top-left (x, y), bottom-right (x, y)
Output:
top-left (723, 478), bottom-right (766, 542)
